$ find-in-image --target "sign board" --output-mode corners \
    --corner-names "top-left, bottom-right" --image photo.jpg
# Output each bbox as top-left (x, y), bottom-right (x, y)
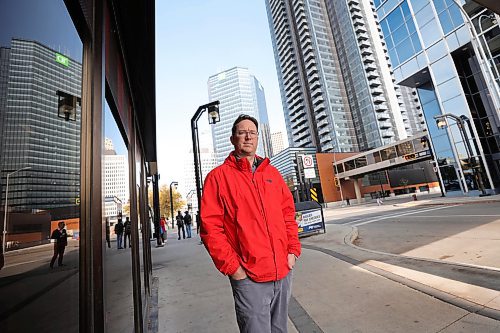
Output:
top-left (302, 155), bottom-right (314, 168)
top-left (304, 168), bottom-right (316, 179)
top-left (55, 53), bottom-right (69, 67)
top-left (295, 201), bottom-right (325, 237)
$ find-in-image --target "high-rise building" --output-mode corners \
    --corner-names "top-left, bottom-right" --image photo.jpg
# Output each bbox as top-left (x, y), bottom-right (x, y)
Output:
top-left (265, 0), bottom-right (358, 153)
top-left (0, 39), bottom-right (81, 212)
top-left (271, 131), bottom-right (286, 155)
top-left (374, 0), bottom-right (500, 193)
top-left (208, 67), bottom-right (272, 164)
top-left (103, 138), bottom-right (129, 218)
top-left (265, 0), bottom-right (425, 153)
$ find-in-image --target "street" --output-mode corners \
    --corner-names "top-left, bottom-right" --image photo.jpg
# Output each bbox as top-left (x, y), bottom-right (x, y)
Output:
top-left (153, 198), bottom-right (500, 332)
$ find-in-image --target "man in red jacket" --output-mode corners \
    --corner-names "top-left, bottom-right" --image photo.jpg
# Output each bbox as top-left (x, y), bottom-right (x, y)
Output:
top-left (201, 114), bottom-right (301, 332)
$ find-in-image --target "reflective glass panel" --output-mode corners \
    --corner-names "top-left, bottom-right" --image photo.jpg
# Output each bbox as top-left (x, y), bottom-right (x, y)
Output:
top-left (0, 1), bottom-right (82, 331)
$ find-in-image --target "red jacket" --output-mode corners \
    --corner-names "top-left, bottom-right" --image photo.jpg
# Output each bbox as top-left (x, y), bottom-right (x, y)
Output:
top-left (201, 152), bottom-right (301, 282)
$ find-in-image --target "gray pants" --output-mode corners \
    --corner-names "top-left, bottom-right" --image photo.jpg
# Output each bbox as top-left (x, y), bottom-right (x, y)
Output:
top-left (230, 272), bottom-right (292, 333)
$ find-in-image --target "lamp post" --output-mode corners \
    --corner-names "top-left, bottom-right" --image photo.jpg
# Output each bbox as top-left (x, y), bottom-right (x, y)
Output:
top-left (169, 181), bottom-right (178, 229)
top-left (186, 189), bottom-right (195, 215)
top-left (3, 166), bottom-right (31, 255)
top-left (191, 101), bottom-right (220, 216)
top-left (478, 13), bottom-right (500, 83)
top-left (434, 114), bottom-right (487, 195)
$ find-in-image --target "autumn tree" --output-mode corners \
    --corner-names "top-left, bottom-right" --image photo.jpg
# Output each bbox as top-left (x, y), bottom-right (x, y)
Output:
top-left (157, 184), bottom-right (185, 220)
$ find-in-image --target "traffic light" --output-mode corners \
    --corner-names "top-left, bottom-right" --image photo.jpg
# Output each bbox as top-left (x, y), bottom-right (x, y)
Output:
top-left (334, 177), bottom-right (340, 188)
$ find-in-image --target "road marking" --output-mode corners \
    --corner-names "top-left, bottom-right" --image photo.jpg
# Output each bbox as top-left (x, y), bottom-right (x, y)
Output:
top-left (338, 206), bottom-right (450, 225)
top-left (349, 205), bottom-right (457, 227)
top-left (4, 258), bottom-right (46, 269)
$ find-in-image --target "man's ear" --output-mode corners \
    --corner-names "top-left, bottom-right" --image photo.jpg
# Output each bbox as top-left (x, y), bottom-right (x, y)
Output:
top-left (230, 135), bottom-right (235, 145)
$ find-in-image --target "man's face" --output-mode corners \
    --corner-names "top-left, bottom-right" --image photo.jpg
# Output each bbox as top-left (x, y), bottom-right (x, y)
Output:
top-left (230, 119), bottom-right (258, 157)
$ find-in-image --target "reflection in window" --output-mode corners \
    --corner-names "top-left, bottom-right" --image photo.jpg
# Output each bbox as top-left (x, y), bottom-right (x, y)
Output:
top-left (380, 147), bottom-right (397, 160)
top-left (344, 160), bottom-right (356, 171)
top-left (396, 142), bottom-right (414, 156)
top-left (0, 1), bottom-right (82, 331)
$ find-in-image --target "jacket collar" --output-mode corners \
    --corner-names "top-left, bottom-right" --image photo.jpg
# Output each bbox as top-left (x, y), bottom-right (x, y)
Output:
top-left (225, 151), bottom-right (269, 172)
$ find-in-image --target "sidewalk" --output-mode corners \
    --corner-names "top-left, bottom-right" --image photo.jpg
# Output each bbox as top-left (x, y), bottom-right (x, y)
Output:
top-left (151, 196), bottom-right (500, 332)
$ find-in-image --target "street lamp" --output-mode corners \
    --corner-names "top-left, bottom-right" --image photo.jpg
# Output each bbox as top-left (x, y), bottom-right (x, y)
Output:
top-left (2, 166), bottom-right (31, 255)
top-left (191, 101), bottom-right (220, 215)
top-left (478, 13), bottom-right (500, 83)
top-left (434, 114), bottom-right (487, 195)
top-left (169, 181), bottom-right (178, 229)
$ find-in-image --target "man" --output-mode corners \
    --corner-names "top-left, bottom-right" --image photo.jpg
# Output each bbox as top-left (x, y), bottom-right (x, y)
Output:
top-left (201, 114), bottom-right (301, 333)
top-left (183, 210), bottom-right (192, 238)
top-left (114, 218), bottom-right (124, 249)
top-left (50, 221), bottom-right (68, 268)
top-left (176, 211), bottom-right (185, 240)
top-left (123, 217), bottom-right (132, 248)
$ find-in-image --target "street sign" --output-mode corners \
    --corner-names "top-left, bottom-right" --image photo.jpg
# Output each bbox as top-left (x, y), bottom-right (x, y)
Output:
top-left (304, 168), bottom-right (316, 179)
top-left (302, 155), bottom-right (314, 168)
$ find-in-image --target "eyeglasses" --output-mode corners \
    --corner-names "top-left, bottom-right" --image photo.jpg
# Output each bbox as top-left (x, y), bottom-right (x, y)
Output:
top-left (236, 130), bottom-right (259, 138)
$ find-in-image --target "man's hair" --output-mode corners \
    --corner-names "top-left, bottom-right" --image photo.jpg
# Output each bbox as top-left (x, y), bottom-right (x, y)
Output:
top-left (231, 114), bottom-right (259, 136)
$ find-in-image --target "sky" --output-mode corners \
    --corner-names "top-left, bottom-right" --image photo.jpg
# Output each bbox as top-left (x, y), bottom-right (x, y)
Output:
top-left (155, 0), bottom-right (287, 189)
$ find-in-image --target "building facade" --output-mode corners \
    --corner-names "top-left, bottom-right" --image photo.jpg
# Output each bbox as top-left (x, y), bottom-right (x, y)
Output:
top-left (265, 0), bottom-right (358, 153)
top-left (207, 67), bottom-right (272, 164)
top-left (375, 0), bottom-right (500, 193)
top-left (271, 131), bottom-right (286, 155)
top-left (0, 39), bottom-right (82, 214)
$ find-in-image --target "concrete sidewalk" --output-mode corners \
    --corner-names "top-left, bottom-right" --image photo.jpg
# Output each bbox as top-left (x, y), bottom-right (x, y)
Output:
top-left (151, 196), bottom-right (500, 332)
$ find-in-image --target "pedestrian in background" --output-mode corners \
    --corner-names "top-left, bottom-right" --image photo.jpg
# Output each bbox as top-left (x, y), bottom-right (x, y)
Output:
top-left (160, 215), bottom-right (167, 244)
top-left (184, 210), bottom-right (192, 238)
top-left (201, 114), bottom-right (301, 333)
top-left (50, 221), bottom-right (68, 268)
top-left (196, 211), bottom-right (201, 235)
top-left (123, 217), bottom-right (132, 248)
top-left (176, 211), bottom-right (185, 240)
top-left (114, 218), bottom-right (124, 249)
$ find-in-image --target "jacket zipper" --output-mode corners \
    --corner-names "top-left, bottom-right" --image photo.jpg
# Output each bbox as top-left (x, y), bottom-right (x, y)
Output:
top-left (252, 173), bottom-right (278, 280)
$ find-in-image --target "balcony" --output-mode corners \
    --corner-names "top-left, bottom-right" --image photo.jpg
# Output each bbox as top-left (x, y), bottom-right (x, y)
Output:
top-left (365, 63), bottom-right (376, 71)
top-left (371, 87), bottom-right (383, 95)
top-left (373, 95), bottom-right (386, 104)
top-left (381, 130), bottom-right (395, 138)
top-left (353, 18), bottom-right (364, 26)
top-left (357, 32), bottom-right (369, 41)
top-left (369, 78), bottom-right (382, 87)
top-left (363, 55), bottom-right (375, 63)
top-left (355, 24), bottom-right (367, 33)
top-left (377, 113), bottom-right (390, 121)
top-left (350, 3), bottom-right (361, 12)
top-left (374, 104), bottom-right (388, 112)
top-left (379, 121), bottom-right (392, 129)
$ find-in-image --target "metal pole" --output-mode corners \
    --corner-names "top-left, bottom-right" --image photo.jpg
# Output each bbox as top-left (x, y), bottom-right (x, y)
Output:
top-left (152, 174), bottom-right (161, 246)
top-left (169, 183), bottom-right (175, 229)
top-left (2, 166), bottom-right (30, 255)
top-left (332, 152), bottom-right (344, 205)
top-left (2, 174), bottom-right (10, 255)
top-left (478, 14), bottom-right (500, 82)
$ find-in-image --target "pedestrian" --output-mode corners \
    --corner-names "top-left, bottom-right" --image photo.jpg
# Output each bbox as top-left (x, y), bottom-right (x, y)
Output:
top-left (160, 215), bottom-right (167, 244)
top-left (114, 218), bottom-right (124, 249)
top-left (376, 194), bottom-right (384, 206)
top-left (201, 114), bottom-right (301, 333)
top-left (184, 210), bottom-right (192, 238)
top-left (176, 211), bottom-right (185, 240)
top-left (105, 218), bottom-right (111, 248)
top-left (123, 217), bottom-right (132, 248)
top-left (50, 221), bottom-right (68, 268)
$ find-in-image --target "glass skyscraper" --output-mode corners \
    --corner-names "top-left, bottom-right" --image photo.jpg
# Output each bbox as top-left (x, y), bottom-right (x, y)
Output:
top-left (207, 67), bottom-right (272, 165)
top-left (375, 0), bottom-right (500, 193)
top-left (0, 39), bottom-right (81, 214)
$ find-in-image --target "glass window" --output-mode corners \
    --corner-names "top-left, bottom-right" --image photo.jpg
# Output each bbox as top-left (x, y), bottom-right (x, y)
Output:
top-left (431, 56), bottom-right (455, 84)
top-left (387, 6), bottom-right (405, 32)
top-left (415, 4), bottom-right (435, 28)
top-left (380, 147), bottom-right (397, 160)
top-left (397, 37), bottom-right (417, 64)
top-left (374, 151), bottom-right (382, 163)
top-left (420, 19), bottom-right (442, 47)
top-left (344, 160), bottom-right (356, 171)
top-left (448, 4), bottom-right (463, 27)
top-left (438, 11), bottom-right (454, 34)
top-left (437, 77), bottom-right (461, 102)
top-left (0, 1), bottom-right (82, 331)
top-left (396, 141), bottom-right (414, 156)
top-left (410, 0), bottom-right (429, 14)
top-left (427, 40), bottom-right (447, 63)
top-left (355, 156), bottom-right (368, 168)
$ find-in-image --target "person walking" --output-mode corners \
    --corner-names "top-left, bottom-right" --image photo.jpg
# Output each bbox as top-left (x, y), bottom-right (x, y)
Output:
top-left (196, 211), bottom-right (201, 235)
top-left (114, 218), bottom-right (124, 249)
top-left (123, 217), bottom-right (132, 248)
top-left (201, 114), bottom-right (301, 333)
top-left (176, 211), bottom-right (185, 240)
top-left (183, 210), bottom-right (192, 238)
top-left (49, 221), bottom-right (68, 268)
top-left (160, 215), bottom-right (167, 244)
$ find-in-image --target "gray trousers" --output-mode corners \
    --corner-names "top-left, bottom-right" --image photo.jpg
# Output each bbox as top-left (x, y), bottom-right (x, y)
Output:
top-left (230, 272), bottom-right (292, 333)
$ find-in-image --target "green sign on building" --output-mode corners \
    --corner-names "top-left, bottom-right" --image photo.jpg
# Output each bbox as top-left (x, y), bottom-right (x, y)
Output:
top-left (55, 53), bottom-right (69, 67)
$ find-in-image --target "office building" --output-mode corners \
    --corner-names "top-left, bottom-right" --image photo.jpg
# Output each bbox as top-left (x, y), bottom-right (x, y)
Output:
top-left (271, 131), bottom-right (286, 155)
top-left (0, 39), bottom-right (81, 213)
top-left (374, 0), bottom-right (500, 192)
top-left (103, 138), bottom-right (129, 218)
top-left (208, 67), bottom-right (272, 164)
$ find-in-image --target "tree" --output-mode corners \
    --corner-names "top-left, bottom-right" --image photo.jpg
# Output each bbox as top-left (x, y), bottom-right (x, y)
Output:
top-left (158, 184), bottom-right (185, 219)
